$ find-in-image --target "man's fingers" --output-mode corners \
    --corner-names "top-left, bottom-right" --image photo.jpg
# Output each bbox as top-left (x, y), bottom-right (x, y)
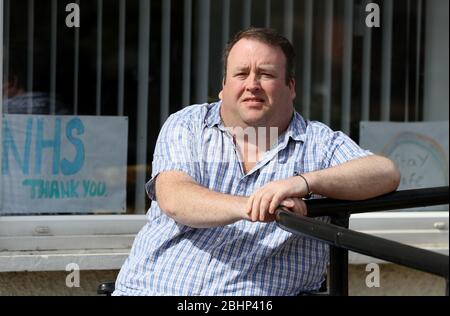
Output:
top-left (259, 195), bottom-right (272, 221)
top-left (280, 198), bottom-right (308, 216)
top-left (293, 198), bottom-right (307, 216)
top-left (280, 198), bottom-right (294, 208)
top-left (246, 195), bottom-right (254, 216)
top-left (268, 193), bottom-right (284, 214)
top-left (249, 192), bottom-right (260, 222)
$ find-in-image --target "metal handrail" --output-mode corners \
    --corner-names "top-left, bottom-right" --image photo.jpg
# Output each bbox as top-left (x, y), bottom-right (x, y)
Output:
top-left (275, 186), bottom-right (449, 295)
top-left (305, 186), bottom-right (449, 217)
top-left (276, 211), bottom-right (449, 278)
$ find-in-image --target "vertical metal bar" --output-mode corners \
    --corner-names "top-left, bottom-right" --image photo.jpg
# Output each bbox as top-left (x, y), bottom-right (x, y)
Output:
top-left (329, 246), bottom-right (349, 295)
top-left (117, 0), bottom-right (126, 116)
top-left (302, 0), bottom-right (313, 120)
top-left (243, 0), bottom-right (251, 29)
top-left (221, 0), bottom-right (230, 80)
top-left (96, 0), bottom-right (103, 115)
top-left (182, 0), bottom-right (192, 106)
top-left (329, 215), bottom-right (350, 296)
top-left (381, 0), bottom-right (393, 121)
top-left (322, 0), bottom-right (333, 126)
top-left (341, 0), bottom-right (353, 134)
top-left (135, 0), bottom-right (151, 214)
top-left (160, 0), bottom-right (171, 123)
top-left (283, 0), bottom-right (293, 42)
top-left (361, 0), bottom-right (372, 121)
top-left (2, 0), bottom-right (9, 114)
top-left (195, 0), bottom-right (210, 103)
top-left (0, 0), bottom-right (4, 113)
top-left (265, 0), bottom-right (271, 28)
top-left (27, 0), bottom-right (34, 114)
top-left (403, 0), bottom-right (411, 121)
top-left (0, 0), bottom-right (4, 180)
top-left (446, 277), bottom-right (449, 296)
top-left (414, 0), bottom-right (423, 120)
top-left (73, 0), bottom-right (80, 115)
top-left (50, 0), bottom-right (57, 115)
top-left (222, 0), bottom-right (230, 49)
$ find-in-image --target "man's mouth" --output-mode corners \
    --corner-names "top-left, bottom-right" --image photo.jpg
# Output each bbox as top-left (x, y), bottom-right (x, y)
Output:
top-left (242, 97), bottom-right (265, 103)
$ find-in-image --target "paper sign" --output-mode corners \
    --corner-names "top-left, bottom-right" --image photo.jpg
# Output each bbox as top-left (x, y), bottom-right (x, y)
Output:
top-left (1, 114), bottom-right (128, 214)
top-left (360, 121), bottom-right (448, 211)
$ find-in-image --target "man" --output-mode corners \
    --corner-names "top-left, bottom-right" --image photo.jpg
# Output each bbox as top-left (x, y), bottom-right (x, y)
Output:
top-left (113, 28), bottom-right (400, 296)
top-left (2, 49), bottom-right (67, 114)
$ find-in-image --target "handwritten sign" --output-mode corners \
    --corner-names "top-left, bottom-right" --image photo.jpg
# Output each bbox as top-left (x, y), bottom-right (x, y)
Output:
top-left (1, 114), bottom-right (128, 214)
top-left (360, 121), bottom-right (448, 211)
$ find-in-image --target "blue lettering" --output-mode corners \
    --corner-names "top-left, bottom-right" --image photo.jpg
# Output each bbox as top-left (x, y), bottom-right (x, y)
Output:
top-left (82, 180), bottom-right (106, 197)
top-left (49, 180), bottom-right (60, 199)
top-left (82, 180), bottom-right (90, 197)
top-left (97, 182), bottom-right (106, 196)
top-left (22, 179), bottom-right (103, 199)
top-left (35, 118), bottom-right (61, 175)
top-left (61, 118), bottom-right (85, 176)
top-left (38, 180), bottom-right (50, 198)
top-left (70, 180), bottom-right (80, 198)
top-left (2, 118), bottom-right (33, 175)
top-left (23, 179), bottom-right (41, 198)
top-left (61, 180), bottom-right (71, 198)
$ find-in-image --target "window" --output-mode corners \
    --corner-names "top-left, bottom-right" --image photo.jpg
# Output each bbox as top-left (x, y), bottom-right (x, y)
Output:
top-left (1, 0), bottom-right (448, 271)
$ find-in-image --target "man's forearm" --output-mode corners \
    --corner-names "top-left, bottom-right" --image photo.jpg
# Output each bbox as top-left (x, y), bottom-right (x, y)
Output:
top-left (304, 155), bottom-right (400, 200)
top-left (155, 171), bottom-right (249, 228)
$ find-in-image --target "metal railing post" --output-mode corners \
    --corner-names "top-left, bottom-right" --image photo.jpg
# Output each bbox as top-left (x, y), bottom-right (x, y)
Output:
top-left (329, 215), bottom-right (349, 296)
top-left (446, 278), bottom-right (449, 296)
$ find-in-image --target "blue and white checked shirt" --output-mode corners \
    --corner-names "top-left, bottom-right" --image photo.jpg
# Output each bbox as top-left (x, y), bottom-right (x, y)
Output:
top-left (114, 101), bottom-right (371, 296)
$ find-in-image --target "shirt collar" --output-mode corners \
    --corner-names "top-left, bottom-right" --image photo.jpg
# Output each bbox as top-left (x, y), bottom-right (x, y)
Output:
top-left (204, 101), bottom-right (223, 128)
top-left (283, 111), bottom-right (307, 143)
top-left (204, 100), bottom-right (307, 143)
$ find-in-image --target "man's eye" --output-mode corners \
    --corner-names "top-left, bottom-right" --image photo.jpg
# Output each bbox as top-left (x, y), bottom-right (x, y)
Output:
top-left (262, 73), bottom-right (274, 78)
top-left (235, 73), bottom-right (247, 78)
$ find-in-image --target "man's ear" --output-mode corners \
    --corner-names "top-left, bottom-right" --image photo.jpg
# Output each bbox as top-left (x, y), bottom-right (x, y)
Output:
top-left (288, 78), bottom-right (296, 100)
top-left (218, 78), bottom-right (225, 99)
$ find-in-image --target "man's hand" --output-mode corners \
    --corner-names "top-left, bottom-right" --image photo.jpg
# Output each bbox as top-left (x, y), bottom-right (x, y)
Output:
top-left (246, 197), bottom-right (308, 222)
top-left (280, 198), bottom-right (308, 216)
top-left (246, 177), bottom-right (309, 222)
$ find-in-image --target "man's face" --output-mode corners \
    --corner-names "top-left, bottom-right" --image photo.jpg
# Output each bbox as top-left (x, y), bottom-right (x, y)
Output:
top-left (3, 77), bottom-right (22, 98)
top-left (219, 38), bottom-right (296, 128)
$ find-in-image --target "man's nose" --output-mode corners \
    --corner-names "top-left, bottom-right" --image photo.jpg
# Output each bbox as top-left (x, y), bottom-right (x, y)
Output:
top-left (245, 73), bottom-right (261, 91)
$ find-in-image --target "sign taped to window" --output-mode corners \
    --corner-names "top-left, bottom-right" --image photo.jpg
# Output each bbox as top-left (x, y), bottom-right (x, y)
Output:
top-left (360, 121), bottom-right (449, 211)
top-left (1, 114), bottom-right (128, 214)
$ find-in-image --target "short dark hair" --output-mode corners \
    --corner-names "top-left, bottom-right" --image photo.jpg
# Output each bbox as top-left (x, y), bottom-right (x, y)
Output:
top-left (3, 58), bottom-right (26, 90)
top-left (222, 27), bottom-right (296, 85)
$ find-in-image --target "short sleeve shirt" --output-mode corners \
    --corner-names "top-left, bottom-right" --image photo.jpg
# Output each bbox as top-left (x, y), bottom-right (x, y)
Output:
top-left (114, 101), bottom-right (372, 296)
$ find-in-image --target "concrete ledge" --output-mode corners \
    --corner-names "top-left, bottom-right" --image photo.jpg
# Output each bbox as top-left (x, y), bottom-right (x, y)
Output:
top-left (0, 249), bottom-right (129, 272)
